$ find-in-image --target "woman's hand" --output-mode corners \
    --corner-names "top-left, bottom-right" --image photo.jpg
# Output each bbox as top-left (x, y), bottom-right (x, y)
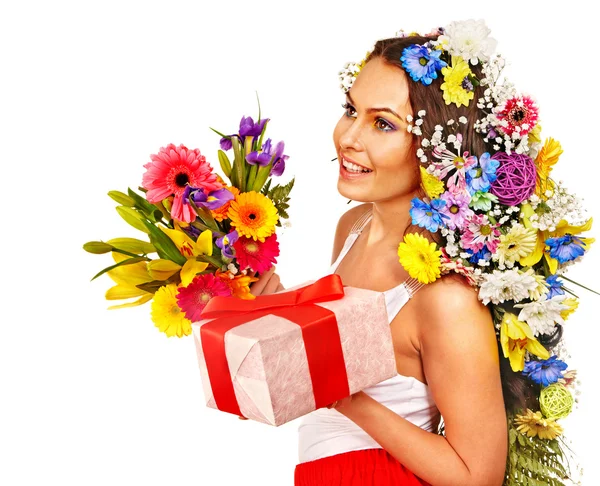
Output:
top-left (325, 392), bottom-right (364, 413)
top-left (248, 265), bottom-right (285, 296)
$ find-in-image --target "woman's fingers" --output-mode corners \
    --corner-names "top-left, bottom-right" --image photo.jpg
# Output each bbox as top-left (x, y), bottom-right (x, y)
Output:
top-left (249, 266), bottom-right (276, 296)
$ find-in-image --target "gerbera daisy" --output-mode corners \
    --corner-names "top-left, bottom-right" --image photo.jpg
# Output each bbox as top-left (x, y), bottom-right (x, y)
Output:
top-left (460, 213), bottom-right (501, 253)
top-left (142, 144), bottom-right (222, 223)
top-left (150, 284), bottom-right (193, 338)
top-left (211, 185), bottom-right (240, 222)
top-left (227, 191), bottom-right (279, 242)
top-left (233, 233), bottom-right (280, 273)
top-left (176, 274), bottom-right (232, 323)
top-left (439, 191), bottom-right (473, 230)
top-left (493, 224), bottom-right (537, 267)
top-left (419, 166), bottom-right (445, 199)
top-left (497, 95), bottom-right (539, 137)
top-left (514, 409), bottom-right (563, 440)
top-left (523, 355), bottom-right (568, 387)
top-left (431, 135), bottom-right (478, 192)
top-left (216, 269), bottom-right (260, 300)
top-left (440, 56), bottom-right (475, 108)
top-left (397, 233), bottom-right (442, 284)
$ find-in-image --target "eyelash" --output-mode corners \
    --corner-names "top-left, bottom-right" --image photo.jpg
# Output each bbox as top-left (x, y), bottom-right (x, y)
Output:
top-left (341, 102), bottom-right (395, 132)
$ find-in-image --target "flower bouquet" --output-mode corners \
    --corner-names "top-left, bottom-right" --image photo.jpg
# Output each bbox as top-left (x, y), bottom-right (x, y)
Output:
top-left (83, 106), bottom-right (294, 338)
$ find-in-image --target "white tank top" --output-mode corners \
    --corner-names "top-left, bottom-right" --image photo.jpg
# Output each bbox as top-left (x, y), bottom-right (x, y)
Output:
top-left (297, 208), bottom-right (441, 463)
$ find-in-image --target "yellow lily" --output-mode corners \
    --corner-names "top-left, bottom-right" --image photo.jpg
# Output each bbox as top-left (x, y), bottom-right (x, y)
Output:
top-left (159, 222), bottom-right (214, 286)
top-left (500, 312), bottom-right (550, 372)
top-left (519, 203), bottom-right (594, 274)
top-left (105, 252), bottom-right (154, 309)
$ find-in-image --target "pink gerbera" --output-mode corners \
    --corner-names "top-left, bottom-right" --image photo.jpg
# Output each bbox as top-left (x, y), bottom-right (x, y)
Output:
top-left (460, 213), bottom-right (501, 253)
top-left (439, 191), bottom-right (473, 231)
top-left (497, 95), bottom-right (539, 137)
top-left (142, 144), bottom-right (222, 223)
top-left (176, 273), bottom-right (232, 322)
top-left (233, 233), bottom-right (280, 273)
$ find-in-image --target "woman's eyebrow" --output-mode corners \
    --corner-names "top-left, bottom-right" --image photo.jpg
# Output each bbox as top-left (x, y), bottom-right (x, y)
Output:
top-left (346, 92), bottom-right (405, 122)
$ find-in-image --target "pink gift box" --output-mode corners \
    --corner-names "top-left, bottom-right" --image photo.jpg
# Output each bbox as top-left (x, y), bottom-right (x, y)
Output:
top-left (191, 277), bottom-right (396, 426)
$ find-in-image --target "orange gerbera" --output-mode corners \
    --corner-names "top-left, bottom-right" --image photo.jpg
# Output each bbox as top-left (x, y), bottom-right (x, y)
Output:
top-left (227, 191), bottom-right (279, 242)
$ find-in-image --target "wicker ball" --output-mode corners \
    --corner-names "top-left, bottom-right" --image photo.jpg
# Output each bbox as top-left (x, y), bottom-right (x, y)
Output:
top-left (489, 152), bottom-right (536, 206)
top-left (539, 383), bottom-right (574, 420)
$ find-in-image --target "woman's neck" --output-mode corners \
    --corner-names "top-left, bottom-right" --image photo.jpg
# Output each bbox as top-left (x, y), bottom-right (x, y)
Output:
top-left (364, 195), bottom-right (415, 247)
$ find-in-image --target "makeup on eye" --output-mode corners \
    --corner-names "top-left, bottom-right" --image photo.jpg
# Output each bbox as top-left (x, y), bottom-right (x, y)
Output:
top-left (341, 102), bottom-right (396, 132)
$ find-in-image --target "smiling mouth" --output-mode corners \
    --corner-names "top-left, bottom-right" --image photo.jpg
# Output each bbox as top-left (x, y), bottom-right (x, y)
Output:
top-left (341, 157), bottom-right (373, 173)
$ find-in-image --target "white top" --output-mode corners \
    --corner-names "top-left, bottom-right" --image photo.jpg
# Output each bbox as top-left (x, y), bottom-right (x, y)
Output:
top-left (297, 208), bottom-right (440, 463)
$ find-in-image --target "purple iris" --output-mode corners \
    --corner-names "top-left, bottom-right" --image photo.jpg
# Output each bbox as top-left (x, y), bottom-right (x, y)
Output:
top-left (270, 141), bottom-right (289, 177)
top-left (545, 234), bottom-right (587, 263)
top-left (545, 275), bottom-right (565, 300)
top-left (522, 355), bottom-right (568, 387)
top-left (400, 44), bottom-right (447, 86)
top-left (246, 138), bottom-right (275, 166)
top-left (216, 230), bottom-right (239, 259)
top-left (466, 152), bottom-right (499, 195)
top-left (182, 186), bottom-right (234, 210)
top-left (239, 116), bottom-right (269, 138)
top-left (409, 197), bottom-right (449, 232)
top-left (220, 136), bottom-right (233, 151)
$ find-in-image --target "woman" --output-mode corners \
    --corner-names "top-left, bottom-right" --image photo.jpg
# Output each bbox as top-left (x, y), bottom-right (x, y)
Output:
top-left (249, 24), bottom-right (576, 486)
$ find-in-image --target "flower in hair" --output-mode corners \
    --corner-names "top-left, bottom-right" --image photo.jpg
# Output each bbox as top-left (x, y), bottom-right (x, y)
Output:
top-left (522, 355), bottom-right (568, 387)
top-left (440, 56), bottom-right (476, 108)
top-left (496, 95), bottom-right (539, 137)
top-left (438, 19), bottom-right (497, 65)
top-left (400, 44), bottom-right (447, 86)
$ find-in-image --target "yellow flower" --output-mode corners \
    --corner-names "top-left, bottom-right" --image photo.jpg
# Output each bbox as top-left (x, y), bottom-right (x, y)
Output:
top-left (440, 56), bottom-right (475, 108)
top-left (397, 233), bottom-right (442, 284)
top-left (500, 312), bottom-right (550, 372)
top-left (420, 166), bottom-right (445, 199)
top-left (528, 124), bottom-right (542, 147)
top-left (216, 269), bottom-right (259, 300)
top-left (514, 409), bottom-right (563, 440)
top-left (159, 223), bottom-right (214, 286)
top-left (227, 191), bottom-right (279, 242)
top-left (105, 252), bottom-right (154, 309)
top-left (560, 297), bottom-right (579, 320)
top-left (519, 205), bottom-right (595, 274)
top-left (494, 224), bottom-right (537, 267)
top-left (535, 138), bottom-right (563, 197)
top-left (150, 283), bottom-right (192, 338)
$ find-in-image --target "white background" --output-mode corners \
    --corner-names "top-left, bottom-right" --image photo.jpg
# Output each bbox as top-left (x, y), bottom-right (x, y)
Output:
top-left (1, 1), bottom-right (598, 484)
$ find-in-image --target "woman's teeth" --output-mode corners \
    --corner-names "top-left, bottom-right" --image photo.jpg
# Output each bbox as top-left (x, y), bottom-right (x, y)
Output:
top-left (342, 159), bottom-right (372, 173)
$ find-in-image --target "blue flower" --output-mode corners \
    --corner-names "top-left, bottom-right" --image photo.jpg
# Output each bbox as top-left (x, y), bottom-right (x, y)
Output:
top-left (400, 45), bottom-right (447, 86)
top-left (466, 152), bottom-right (499, 195)
top-left (466, 246), bottom-right (492, 264)
top-left (545, 234), bottom-right (587, 263)
top-left (270, 141), bottom-right (289, 177)
top-left (246, 138), bottom-right (275, 166)
top-left (522, 355), bottom-right (568, 387)
top-left (545, 275), bottom-right (565, 300)
top-left (410, 197), bottom-right (449, 232)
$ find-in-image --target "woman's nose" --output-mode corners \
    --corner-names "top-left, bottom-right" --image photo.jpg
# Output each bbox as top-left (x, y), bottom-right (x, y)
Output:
top-left (339, 122), bottom-right (364, 152)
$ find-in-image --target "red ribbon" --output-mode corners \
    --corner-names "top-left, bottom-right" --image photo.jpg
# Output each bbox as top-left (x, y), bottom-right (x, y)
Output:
top-left (199, 274), bottom-right (350, 417)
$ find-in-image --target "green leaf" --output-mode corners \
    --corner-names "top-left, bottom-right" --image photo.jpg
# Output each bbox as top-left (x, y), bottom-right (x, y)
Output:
top-left (127, 187), bottom-right (161, 219)
top-left (91, 256), bottom-right (146, 281)
top-left (106, 237), bottom-right (156, 255)
top-left (141, 219), bottom-right (187, 265)
top-left (83, 241), bottom-right (113, 254)
top-left (116, 206), bottom-right (150, 234)
top-left (209, 126), bottom-right (229, 139)
top-left (108, 190), bottom-right (135, 207)
top-left (218, 150), bottom-right (232, 178)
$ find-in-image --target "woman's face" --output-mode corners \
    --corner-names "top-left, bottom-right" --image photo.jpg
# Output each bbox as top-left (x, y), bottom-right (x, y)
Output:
top-left (333, 56), bottom-right (420, 203)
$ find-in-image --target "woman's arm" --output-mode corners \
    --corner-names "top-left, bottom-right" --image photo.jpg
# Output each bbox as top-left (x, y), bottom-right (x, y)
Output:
top-left (335, 276), bottom-right (507, 486)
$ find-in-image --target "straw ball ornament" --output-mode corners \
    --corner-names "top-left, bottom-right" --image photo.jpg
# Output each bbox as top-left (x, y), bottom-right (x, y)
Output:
top-left (489, 152), bottom-right (537, 206)
top-left (539, 383), bottom-right (574, 420)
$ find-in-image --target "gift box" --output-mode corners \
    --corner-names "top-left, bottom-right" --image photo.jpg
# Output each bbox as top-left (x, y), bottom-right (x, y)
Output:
top-left (191, 274), bottom-right (396, 426)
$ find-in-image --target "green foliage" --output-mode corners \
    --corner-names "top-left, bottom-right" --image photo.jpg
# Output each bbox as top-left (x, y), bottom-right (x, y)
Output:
top-left (504, 415), bottom-right (572, 486)
top-left (261, 177), bottom-right (294, 227)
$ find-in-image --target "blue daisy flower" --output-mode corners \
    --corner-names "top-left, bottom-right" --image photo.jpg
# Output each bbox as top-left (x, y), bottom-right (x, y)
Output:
top-left (400, 45), bottom-right (447, 86)
top-left (545, 275), bottom-right (565, 300)
top-left (545, 234), bottom-right (587, 263)
top-left (466, 246), bottom-right (492, 264)
top-left (466, 152), bottom-right (500, 195)
top-left (409, 197), bottom-right (449, 232)
top-left (522, 355), bottom-right (568, 387)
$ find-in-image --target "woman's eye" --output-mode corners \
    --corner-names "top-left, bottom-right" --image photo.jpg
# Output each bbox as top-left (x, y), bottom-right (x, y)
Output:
top-left (375, 118), bottom-right (394, 132)
top-left (341, 102), bottom-right (355, 117)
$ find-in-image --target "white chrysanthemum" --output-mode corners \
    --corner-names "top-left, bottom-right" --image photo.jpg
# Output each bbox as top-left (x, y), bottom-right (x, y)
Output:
top-left (493, 224), bottom-right (537, 267)
top-left (478, 269), bottom-right (538, 305)
top-left (514, 295), bottom-right (571, 336)
top-left (439, 19), bottom-right (498, 65)
top-left (523, 269), bottom-right (550, 301)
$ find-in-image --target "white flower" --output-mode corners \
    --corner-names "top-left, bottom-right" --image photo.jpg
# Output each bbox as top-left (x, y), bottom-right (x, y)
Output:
top-left (417, 110), bottom-right (426, 117)
top-left (514, 295), bottom-right (570, 337)
top-left (459, 116), bottom-right (468, 124)
top-left (478, 269), bottom-right (538, 305)
top-left (439, 19), bottom-right (497, 65)
top-left (227, 263), bottom-right (239, 275)
top-left (492, 224), bottom-right (537, 267)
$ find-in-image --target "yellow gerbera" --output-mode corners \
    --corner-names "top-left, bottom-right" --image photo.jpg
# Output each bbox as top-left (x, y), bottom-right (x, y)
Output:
top-left (514, 409), bottom-right (563, 440)
top-left (535, 138), bottom-right (563, 197)
top-left (150, 283), bottom-right (192, 338)
top-left (420, 166), bottom-right (445, 199)
top-left (227, 191), bottom-right (279, 242)
top-left (440, 56), bottom-right (475, 108)
top-left (500, 312), bottom-right (550, 372)
top-left (397, 233), bottom-right (442, 284)
top-left (494, 224), bottom-right (537, 267)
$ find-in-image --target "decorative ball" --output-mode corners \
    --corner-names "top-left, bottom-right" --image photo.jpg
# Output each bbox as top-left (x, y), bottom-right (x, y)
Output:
top-left (539, 383), bottom-right (574, 420)
top-left (489, 152), bottom-right (536, 206)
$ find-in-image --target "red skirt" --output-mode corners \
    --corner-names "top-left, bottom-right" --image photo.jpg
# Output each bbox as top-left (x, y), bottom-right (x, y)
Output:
top-left (294, 448), bottom-right (430, 485)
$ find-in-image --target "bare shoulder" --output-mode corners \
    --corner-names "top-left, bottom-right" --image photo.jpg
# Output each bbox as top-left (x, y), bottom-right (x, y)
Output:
top-left (330, 202), bottom-right (372, 264)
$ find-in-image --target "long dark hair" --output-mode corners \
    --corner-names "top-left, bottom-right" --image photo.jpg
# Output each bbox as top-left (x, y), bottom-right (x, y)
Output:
top-left (365, 34), bottom-right (562, 415)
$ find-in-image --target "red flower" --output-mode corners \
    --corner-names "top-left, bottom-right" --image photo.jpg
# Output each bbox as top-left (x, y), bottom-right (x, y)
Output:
top-left (176, 274), bottom-right (232, 322)
top-left (497, 95), bottom-right (539, 137)
top-left (233, 233), bottom-right (280, 273)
